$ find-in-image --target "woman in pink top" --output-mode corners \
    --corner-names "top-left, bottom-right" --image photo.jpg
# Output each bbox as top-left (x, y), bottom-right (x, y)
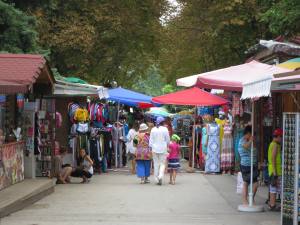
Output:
top-left (168, 134), bottom-right (181, 185)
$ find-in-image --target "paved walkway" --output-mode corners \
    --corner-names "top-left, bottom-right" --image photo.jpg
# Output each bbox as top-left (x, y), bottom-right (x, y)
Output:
top-left (0, 172), bottom-right (280, 225)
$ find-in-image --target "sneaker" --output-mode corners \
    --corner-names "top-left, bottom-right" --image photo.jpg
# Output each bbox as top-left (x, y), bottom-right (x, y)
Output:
top-left (158, 178), bottom-right (162, 186)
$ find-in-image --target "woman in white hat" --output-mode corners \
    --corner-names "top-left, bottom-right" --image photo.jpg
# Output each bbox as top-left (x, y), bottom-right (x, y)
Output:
top-left (135, 123), bottom-right (152, 184)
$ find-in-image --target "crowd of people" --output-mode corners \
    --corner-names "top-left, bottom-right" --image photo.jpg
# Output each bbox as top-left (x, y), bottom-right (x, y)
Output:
top-left (52, 116), bottom-right (181, 186)
top-left (52, 112), bottom-right (283, 212)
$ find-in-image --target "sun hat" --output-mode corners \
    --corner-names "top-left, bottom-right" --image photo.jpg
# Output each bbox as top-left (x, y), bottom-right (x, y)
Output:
top-left (171, 134), bottom-right (181, 142)
top-left (139, 123), bottom-right (149, 131)
top-left (156, 116), bottom-right (165, 125)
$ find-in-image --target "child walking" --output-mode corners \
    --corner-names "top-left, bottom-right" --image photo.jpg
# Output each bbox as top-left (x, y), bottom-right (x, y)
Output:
top-left (168, 134), bottom-right (181, 185)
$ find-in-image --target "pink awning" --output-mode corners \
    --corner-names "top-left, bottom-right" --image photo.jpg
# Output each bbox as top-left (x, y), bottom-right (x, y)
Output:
top-left (176, 60), bottom-right (291, 91)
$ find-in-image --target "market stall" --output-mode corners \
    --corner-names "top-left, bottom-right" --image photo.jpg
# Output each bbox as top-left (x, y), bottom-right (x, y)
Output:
top-left (97, 87), bottom-right (154, 168)
top-left (0, 53), bottom-right (54, 189)
top-left (152, 87), bottom-right (228, 170)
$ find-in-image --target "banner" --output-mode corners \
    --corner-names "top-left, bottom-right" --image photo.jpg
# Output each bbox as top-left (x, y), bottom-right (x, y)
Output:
top-left (0, 141), bottom-right (25, 190)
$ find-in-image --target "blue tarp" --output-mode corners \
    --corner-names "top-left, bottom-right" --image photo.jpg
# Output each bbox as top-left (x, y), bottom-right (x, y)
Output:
top-left (107, 87), bottom-right (153, 107)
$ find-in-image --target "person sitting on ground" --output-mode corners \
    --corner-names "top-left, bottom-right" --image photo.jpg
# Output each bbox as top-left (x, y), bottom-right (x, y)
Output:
top-left (238, 125), bottom-right (258, 205)
top-left (71, 149), bottom-right (94, 183)
top-left (268, 128), bottom-right (283, 211)
top-left (51, 147), bottom-right (72, 184)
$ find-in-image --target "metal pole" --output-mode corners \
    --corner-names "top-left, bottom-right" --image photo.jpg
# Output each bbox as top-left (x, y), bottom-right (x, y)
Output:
top-left (115, 101), bottom-right (120, 168)
top-left (249, 101), bottom-right (254, 207)
top-left (192, 106), bottom-right (196, 169)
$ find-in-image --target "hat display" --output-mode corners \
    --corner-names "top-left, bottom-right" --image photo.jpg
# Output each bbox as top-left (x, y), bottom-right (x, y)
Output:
top-left (139, 123), bottom-right (149, 131)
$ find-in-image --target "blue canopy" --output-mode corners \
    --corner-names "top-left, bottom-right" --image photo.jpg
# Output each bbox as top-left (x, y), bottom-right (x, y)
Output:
top-left (106, 87), bottom-right (154, 107)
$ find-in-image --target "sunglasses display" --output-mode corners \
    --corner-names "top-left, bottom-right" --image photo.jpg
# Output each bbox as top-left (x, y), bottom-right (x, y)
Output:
top-left (282, 113), bottom-right (300, 225)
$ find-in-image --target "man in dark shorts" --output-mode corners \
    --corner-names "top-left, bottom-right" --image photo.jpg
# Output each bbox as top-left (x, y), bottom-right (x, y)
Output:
top-left (238, 126), bottom-right (258, 205)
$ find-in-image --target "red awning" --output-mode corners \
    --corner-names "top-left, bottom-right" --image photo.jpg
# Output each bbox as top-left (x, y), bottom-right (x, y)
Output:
top-left (152, 87), bottom-right (229, 106)
top-left (0, 54), bottom-right (47, 94)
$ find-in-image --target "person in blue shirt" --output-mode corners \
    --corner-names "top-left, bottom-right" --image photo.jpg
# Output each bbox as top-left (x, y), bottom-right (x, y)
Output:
top-left (238, 125), bottom-right (258, 205)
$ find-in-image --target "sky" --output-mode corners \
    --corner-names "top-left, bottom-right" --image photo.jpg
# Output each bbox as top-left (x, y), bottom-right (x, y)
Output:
top-left (161, 0), bottom-right (182, 25)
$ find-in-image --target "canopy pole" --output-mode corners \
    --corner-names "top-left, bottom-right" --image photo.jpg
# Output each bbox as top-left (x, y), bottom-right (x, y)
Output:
top-left (249, 101), bottom-right (254, 207)
top-left (115, 101), bottom-right (120, 168)
top-left (192, 106), bottom-right (196, 169)
top-left (238, 100), bottom-right (264, 212)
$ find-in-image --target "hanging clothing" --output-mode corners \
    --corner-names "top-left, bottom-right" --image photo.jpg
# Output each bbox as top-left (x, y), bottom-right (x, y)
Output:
top-left (215, 118), bottom-right (225, 150)
top-left (220, 124), bottom-right (234, 171)
top-left (231, 94), bottom-right (243, 117)
top-left (205, 123), bottom-right (220, 173)
top-left (112, 125), bottom-right (123, 167)
top-left (234, 125), bottom-right (243, 170)
top-left (201, 126), bottom-right (208, 155)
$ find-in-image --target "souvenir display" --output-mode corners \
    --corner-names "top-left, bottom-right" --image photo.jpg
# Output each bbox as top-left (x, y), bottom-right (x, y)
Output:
top-left (282, 113), bottom-right (300, 225)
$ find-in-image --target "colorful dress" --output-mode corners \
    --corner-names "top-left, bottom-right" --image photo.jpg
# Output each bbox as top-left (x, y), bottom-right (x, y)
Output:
top-left (220, 125), bottom-right (234, 171)
top-left (215, 118), bottom-right (225, 151)
top-left (135, 133), bottom-right (152, 178)
top-left (205, 124), bottom-right (220, 173)
top-left (168, 141), bottom-right (180, 170)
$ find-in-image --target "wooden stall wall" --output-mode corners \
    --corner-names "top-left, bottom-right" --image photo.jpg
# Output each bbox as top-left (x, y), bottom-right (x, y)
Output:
top-left (282, 92), bottom-right (300, 113)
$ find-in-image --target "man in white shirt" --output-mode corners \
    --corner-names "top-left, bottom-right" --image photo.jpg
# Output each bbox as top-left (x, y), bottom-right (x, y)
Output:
top-left (149, 116), bottom-right (170, 185)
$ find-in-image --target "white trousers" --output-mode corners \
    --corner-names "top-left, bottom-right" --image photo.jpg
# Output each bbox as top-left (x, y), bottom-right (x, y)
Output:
top-left (152, 152), bottom-right (167, 182)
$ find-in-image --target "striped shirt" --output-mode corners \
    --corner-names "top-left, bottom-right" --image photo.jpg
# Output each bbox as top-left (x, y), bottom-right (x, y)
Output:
top-left (238, 137), bottom-right (257, 166)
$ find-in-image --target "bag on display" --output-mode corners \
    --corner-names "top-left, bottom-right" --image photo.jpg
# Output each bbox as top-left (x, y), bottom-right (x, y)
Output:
top-left (76, 123), bottom-right (89, 134)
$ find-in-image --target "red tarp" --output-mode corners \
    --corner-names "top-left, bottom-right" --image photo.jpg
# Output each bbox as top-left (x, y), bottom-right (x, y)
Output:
top-left (152, 87), bottom-right (228, 106)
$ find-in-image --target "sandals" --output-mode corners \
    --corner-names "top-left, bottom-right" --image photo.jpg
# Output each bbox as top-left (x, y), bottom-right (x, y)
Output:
top-left (268, 205), bottom-right (280, 212)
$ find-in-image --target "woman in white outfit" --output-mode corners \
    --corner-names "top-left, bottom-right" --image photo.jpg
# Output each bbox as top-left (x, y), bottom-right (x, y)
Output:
top-left (149, 116), bottom-right (170, 185)
top-left (126, 122), bottom-right (139, 174)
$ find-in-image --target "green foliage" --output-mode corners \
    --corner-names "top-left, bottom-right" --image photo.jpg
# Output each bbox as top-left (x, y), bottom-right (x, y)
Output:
top-left (0, 0), bottom-right (38, 53)
top-left (132, 66), bottom-right (165, 97)
top-left (261, 0), bottom-right (300, 36)
top-left (160, 0), bottom-right (274, 83)
top-left (8, 0), bottom-right (168, 86)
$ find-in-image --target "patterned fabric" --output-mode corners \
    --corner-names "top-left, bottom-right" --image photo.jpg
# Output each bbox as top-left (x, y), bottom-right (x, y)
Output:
top-left (215, 118), bottom-right (225, 150)
top-left (238, 137), bottom-right (257, 166)
top-left (205, 124), bottom-right (220, 173)
top-left (136, 133), bottom-right (152, 160)
top-left (220, 125), bottom-right (234, 171)
top-left (168, 158), bottom-right (180, 169)
top-left (231, 94), bottom-right (243, 117)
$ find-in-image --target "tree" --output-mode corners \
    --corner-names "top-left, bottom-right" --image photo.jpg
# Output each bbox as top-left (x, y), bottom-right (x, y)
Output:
top-left (261, 0), bottom-right (300, 36)
top-left (159, 0), bottom-right (274, 83)
top-left (132, 65), bottom-right (165, 97)
top-left (0, 1), bottom-right (38, 53)
top-left (8, 0), bottom-right (168, 86)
